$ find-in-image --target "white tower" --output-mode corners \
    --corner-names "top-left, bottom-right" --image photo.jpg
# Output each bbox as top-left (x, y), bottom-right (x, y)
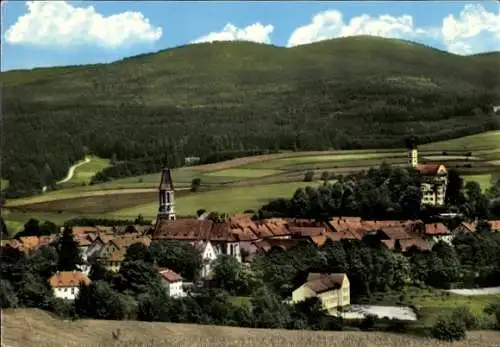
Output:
top-left (158, 168), bottom-right (176, 220)
top-left (408, 147), bottom-right (418, 168)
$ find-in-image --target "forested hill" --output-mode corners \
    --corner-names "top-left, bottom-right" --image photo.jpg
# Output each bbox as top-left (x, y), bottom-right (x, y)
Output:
top-left (2, 36), bottom-right (500, 197)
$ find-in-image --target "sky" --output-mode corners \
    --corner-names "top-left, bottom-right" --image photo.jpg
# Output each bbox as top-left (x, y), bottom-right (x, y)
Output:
top-left (1, 1), bottom-right (500, 71)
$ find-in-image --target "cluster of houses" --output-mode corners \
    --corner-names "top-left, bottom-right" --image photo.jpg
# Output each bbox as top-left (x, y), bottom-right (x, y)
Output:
top-left (3, 215), bottom-right (499, 305)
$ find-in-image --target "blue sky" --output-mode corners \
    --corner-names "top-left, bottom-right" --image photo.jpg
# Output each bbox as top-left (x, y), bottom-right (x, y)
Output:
top-left (2, 1), bottom-right (500, 71)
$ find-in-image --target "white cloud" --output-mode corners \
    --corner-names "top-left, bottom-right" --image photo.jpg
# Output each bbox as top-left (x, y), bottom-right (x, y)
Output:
top-left (286, 4), bottom-right (500, 55)
top-left (287, 10), bottom-right (430, 47)
top-left (191, 22), bottom-right (274, 44)
top-left (4, 1), bottom-right (162, 48)
top-left (441, 4), bottom-right (500, 55)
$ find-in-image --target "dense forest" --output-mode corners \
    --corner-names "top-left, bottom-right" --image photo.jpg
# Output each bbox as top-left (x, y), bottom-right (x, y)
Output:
top-left (2, 36), bottom-right (500, 197)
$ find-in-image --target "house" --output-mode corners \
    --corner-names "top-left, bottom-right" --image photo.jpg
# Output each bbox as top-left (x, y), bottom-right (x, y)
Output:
top-left (49, 271), bottom-right (90, 301)
top-left (98, 236), bottom-right (151, 260)
top-left (422, 223), bottom-right (452, 246)
top-left (158, 268), bottom-right (186, 297)
top-left (406, 143), bottom-right (448, 207)
top-left (192, 240), bottom-right (218, 278)
top-left (100, 248), bottom-right (126, 272)
top-left (451, 221), bottom-right (476, 234)
top-left (153, 219), bottom-right (242, 262)
top-left (292, 273), bottom-right (350, 315)
top-left (85, 235), bottom-right (114, 263)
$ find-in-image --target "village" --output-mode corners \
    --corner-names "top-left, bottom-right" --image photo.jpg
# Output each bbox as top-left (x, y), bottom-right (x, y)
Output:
top-left (2, 144), bottom-right (500, 326)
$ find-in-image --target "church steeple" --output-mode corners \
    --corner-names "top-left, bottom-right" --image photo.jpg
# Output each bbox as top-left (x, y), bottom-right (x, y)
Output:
top-left (158, 168), bottom-right (175, 220)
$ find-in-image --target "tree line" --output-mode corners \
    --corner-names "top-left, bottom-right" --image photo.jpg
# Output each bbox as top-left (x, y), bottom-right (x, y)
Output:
top-left (256, 164), bottom-right (500, 221)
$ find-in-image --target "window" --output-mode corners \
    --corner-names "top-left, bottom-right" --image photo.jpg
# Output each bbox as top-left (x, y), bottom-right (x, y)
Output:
top-left (71, 288), bottom-right (75, 294)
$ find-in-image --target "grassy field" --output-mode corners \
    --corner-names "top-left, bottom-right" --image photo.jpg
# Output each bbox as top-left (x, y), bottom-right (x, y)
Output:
top-left (364, 287), bottom-right (500, 328)
top-left (3, 309), bottom-right (500, 347)
top-left (420, 131), bottom-right (500, 152)
top-left (463, 174), bottom-right (498, 192)
top-left (3, 130), bottom-right (500, 227)
top-left (58, 156), bottom-right (111, 186)
top-left (112, 181), bottom-right (325, 218)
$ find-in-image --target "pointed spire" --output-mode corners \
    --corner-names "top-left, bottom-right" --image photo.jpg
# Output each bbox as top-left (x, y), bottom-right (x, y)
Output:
top-left (159, 167), bottom-right (174, 191)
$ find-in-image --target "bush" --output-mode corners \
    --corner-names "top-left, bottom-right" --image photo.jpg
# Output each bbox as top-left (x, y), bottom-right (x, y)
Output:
top-left (304, 171), bottom-right (314, 182)
top-left (451, 306), bottom-right (477, 329)
top-left (191, 178), bottom-right (202, 192)
top-left (431, 316), bottom-right (466, 341)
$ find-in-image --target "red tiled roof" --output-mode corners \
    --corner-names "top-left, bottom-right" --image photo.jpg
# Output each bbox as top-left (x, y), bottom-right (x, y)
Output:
top-left (381, 239), bottom-right (396, 249)
top-left (424, 223), bottom-right (449, 236)
top-left (49, 271), bottom-right (90, 288)
top-left (310, 234), bottom-right (328, 247)
top-left (158, 268), bottom-right (182, 282)
top-left (304, 273), bottom-right (346, 294)
top-left (288, 226), bottom-right (326, 237)
top-left (399, 238), bottom-right (431, 252)
top-left (489, 220), bottom-right (500, 231)
top-left (377, 226), bottom-right (412, 240)
top-left (415, 164), bottom-right (444, 175)
top-left (253, 238), bottom-right (299, 252)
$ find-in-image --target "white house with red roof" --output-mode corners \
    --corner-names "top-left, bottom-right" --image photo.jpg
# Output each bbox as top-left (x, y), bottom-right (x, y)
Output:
top-left (158, 268), bottom-right (186, 297)
top-left (49, 271), bottom-right (90, 301)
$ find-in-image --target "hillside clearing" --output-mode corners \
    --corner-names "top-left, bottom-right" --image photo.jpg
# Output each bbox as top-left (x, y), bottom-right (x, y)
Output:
top-left (57, 156), bottom-right (111, 186)
top-left (3, 309), bottom-right (500, 347)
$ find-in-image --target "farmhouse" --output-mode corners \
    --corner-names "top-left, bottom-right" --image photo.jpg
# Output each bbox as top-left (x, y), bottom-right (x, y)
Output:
top-left (406, 143), bottom-right (448, 207)
top-left (292, 273), bottom-right (350, 314)
top-left (49, 271), bottom-right (90, 301)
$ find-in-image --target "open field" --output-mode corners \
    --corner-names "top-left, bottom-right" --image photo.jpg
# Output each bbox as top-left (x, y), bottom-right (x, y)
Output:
top-left (362, 287), bottom-right (500, 328)
top-left (3, 309), bottom-right (500, 347)
top-left (3, 131), bottom-right (499, 226)
top-left (112, 181), bottom-right (325, 218)
top-left (419, 131), bottom-right (500, 152)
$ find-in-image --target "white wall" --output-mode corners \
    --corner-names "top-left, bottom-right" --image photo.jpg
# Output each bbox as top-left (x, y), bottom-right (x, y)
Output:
top-left (53, 286), bottom-right (80, 301)
top-left (162, 279), bottom-right (185, 298)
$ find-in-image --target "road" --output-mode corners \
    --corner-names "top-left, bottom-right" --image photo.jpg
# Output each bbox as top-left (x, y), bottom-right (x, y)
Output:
top-left (447, 287), bottom-right (500, 296)
top-left (56, 156), bottom-right (91, 184)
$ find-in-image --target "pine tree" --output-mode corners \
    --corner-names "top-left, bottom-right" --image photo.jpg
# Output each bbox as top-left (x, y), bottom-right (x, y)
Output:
top-left (57, 227), bottom-right (82, 271)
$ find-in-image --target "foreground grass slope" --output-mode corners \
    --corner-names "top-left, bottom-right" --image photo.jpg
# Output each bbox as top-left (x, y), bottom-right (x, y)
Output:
top-left (2, 36), bottom-right (499, 196)
top-left (3, 309), bottom-right (500, 347)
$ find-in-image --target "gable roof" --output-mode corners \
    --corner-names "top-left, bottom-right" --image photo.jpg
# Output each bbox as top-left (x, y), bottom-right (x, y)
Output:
top-left (158, 268), bottom-right (182, 282)
top-left (488, 220), bottom-right (500, 231)
top-left (415, 164), bottom-right (446, 175)
top-left (377, 226), bottom-right (412, 240)
top-left (424, 223), bottom-right (450, 236)
top-left (303, 273), bottom-right (346, 294)
top-left (398, 238), bottom-right (431, 252)
top-left (109, 236), bottom-right (151, 249)
top-left (49, 271), bottom-right (90, 288)
top-left (153, 219), bottom-right (238, 242)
